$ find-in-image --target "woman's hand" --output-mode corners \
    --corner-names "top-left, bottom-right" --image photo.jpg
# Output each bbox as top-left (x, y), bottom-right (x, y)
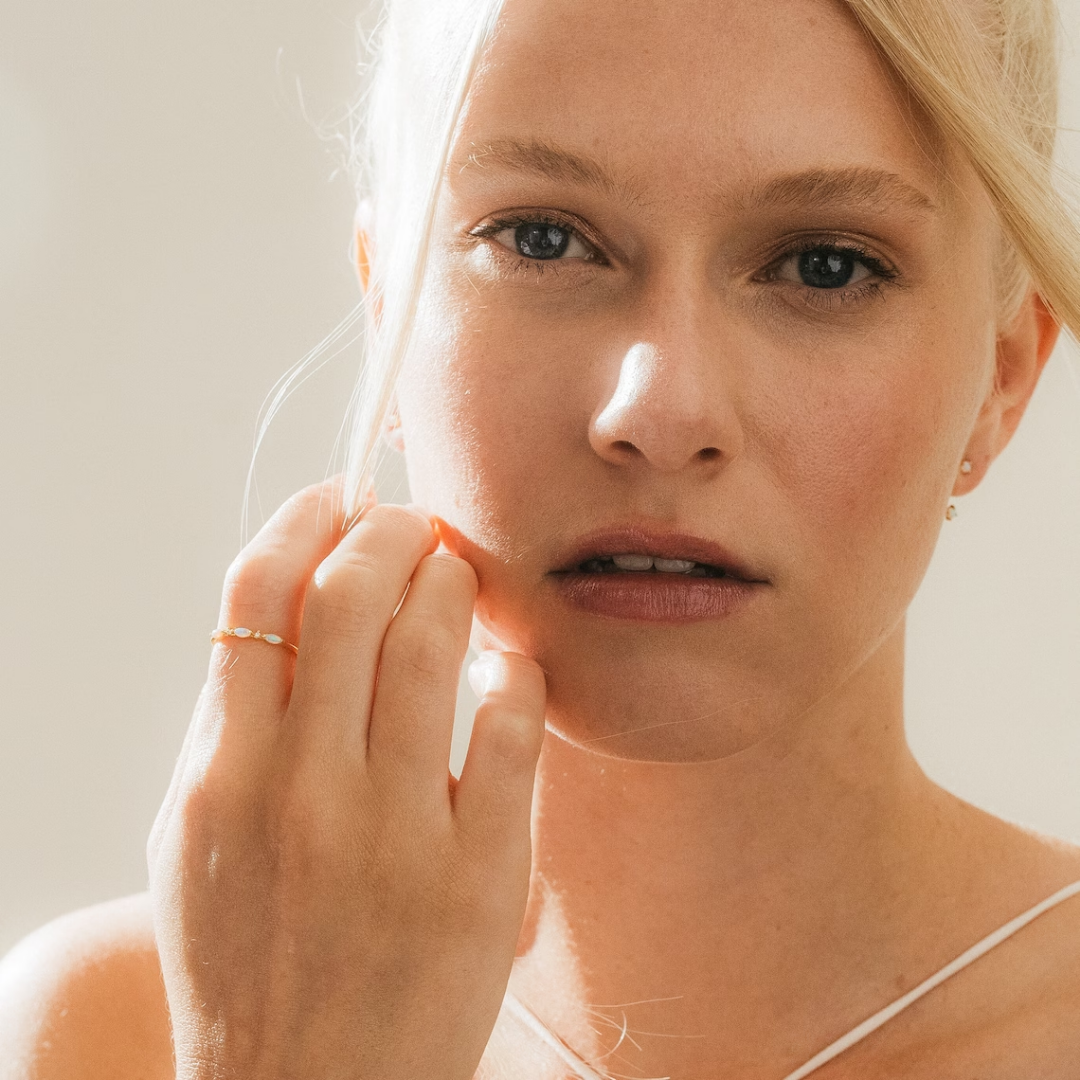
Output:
top-left (147, 480), bottom-right (547, 1080)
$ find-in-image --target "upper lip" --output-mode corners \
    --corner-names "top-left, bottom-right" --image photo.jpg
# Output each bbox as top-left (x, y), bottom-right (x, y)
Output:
top-left (551, 525), bottom-right (764, 581)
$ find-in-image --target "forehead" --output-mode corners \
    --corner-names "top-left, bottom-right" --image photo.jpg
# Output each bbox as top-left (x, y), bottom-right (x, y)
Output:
top-left (454, 0), bottom-right (955, 209)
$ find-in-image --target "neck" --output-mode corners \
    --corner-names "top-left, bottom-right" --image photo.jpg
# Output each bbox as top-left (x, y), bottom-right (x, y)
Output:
top-left (507, 628), bottom-right (955, 1073)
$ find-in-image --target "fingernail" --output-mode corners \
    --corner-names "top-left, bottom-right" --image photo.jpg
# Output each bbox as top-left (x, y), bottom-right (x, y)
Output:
top-left (467, 651), bottom-right (500, 697)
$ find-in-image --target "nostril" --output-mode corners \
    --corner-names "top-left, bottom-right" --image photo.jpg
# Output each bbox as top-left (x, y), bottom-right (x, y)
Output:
top-left (698, 447), bottom-right (721, 461)
top-left (612, 439), bottom-right (639, 456)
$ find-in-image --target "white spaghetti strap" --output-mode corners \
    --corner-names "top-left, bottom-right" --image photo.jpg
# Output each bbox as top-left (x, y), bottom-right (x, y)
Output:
top-left (780, 877), bottom-right (1080, 1080)
top-left (502, 878), bottom-right (1080, 1080)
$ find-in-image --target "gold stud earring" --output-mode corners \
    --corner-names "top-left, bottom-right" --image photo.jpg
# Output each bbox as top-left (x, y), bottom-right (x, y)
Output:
top-left (946, 503), bottom-right (958, 521)
top-left (960, 459), bottom-right (973, 475)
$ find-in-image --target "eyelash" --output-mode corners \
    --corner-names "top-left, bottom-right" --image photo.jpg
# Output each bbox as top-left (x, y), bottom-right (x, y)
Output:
top-left (469, 212), bottom-right (603, 277)
top-left (469, 213), bottom-right (898, 309)
top-left (758, 236), bottom-right (899, 312)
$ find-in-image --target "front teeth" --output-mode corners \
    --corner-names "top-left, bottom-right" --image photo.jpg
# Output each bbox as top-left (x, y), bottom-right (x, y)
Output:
top-left (577, 554), bottom-right (726, 576)
top-left (610, 554), bottom-right (698, 573)
top-left (612, 554), bottom-right (656, 571)
top-left (654, 558), bottom-right (697, 573)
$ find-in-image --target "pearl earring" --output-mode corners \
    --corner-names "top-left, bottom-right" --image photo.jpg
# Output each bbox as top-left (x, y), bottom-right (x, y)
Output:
top-left (960, 459), bottom-right (973, 474)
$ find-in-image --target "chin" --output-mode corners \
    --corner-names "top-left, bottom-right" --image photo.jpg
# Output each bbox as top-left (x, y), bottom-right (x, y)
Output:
top-left (473, 612), bottom-right (789, 764)
top-left (542, 675), bottom-right (782, 763)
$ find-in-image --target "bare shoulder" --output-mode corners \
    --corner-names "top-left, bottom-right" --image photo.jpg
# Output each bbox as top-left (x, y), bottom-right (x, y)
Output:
top-left (940, 884), bottom-right (1080, 1079)
top-left (927, 819), bottom-right (1080, 1075)
top-left (0, 892), bottom-right (172, 1080)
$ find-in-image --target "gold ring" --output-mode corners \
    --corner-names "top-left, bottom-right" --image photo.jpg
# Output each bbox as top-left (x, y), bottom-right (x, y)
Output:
top-left (210, 627), bottom-right (299, 655)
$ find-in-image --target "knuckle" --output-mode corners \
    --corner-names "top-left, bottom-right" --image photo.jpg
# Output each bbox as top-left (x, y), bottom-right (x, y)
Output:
top-left (273, 477), bottom-right (346, 537)
top-left (287, 476), bottom-right (342, 511)
top-left (482, 708), bottom-right (543, 767)
top-left (177, 770), bottom-right (240, 828)
top-left (222, 548), bottom-right (287, 608)
top-left (310, 549), bottom-right (385, 621)
top-left (395, 622), bottom-right (462, 679)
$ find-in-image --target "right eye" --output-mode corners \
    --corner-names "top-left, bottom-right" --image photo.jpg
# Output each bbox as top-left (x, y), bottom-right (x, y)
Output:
top-left (492, 220), bottom-right (592, 261)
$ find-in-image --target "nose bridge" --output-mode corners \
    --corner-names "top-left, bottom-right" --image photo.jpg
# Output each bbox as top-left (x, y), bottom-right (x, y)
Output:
top-left (589, 280), bottom-right (743, 473)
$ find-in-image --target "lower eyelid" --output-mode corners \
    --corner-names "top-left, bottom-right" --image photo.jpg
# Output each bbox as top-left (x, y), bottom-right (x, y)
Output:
top-left (795, 279), bottom-right (889, 312)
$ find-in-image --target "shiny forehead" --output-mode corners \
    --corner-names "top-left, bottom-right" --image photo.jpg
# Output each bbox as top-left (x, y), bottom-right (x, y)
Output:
top-left (444, 0), bottom-right (961, 216)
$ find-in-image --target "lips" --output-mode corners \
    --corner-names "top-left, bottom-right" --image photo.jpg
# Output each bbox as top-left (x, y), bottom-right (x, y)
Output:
top-left (550, 526), bottom-right (761, 582)
top-left (547, 525), bottom-right (766, 622)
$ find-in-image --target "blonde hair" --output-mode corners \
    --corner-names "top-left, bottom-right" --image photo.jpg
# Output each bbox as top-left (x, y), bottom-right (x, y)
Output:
top-left (342, 0), bottom-right (1080, 515)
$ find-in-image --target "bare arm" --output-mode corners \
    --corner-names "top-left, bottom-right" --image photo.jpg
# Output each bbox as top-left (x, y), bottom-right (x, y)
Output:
top-left (0, 894), bottom-right (172, 1080)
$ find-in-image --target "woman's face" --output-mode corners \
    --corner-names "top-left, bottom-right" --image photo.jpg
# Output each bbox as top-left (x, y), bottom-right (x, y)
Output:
top-left (393, 0), bottom-right (1012, 762)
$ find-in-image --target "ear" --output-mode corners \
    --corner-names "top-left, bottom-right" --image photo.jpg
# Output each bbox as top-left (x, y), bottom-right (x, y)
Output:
top-left (953, 289), bottom-right (1060, 495)
top-left (354, 199), bottom-right (382, 322)
top-left (355, 227), bottom-right (373, 291)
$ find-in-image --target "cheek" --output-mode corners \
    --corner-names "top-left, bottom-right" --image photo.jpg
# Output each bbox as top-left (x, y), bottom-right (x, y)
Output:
top-left (762, 308), bottom-right (994, 618)
top-left (395, 285), bottom-right (573, 552)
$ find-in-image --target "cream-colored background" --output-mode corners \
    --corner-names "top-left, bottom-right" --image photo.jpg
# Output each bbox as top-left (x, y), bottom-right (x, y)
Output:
top-left (1, 0), bottom-right (1079, 956)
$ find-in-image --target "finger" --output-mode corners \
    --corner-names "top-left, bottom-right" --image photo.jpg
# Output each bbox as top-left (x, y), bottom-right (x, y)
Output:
top-left (453, 652), bottom-right (546, 856)
top-left (285, 503), bottom-right (439, 761)
top-left (206, 477), bottom-right (370, 762)
top-left (366, 552), bottom-right (477, 804)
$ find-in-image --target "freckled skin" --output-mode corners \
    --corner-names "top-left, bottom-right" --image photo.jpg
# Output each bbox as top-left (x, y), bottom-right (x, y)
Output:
top-left (7, 3), bottom-right (1079, 1078)
top-left (377, 2), bottom-right (1080, 1075)
top-left (394, 0), bottom-right (1004, 761)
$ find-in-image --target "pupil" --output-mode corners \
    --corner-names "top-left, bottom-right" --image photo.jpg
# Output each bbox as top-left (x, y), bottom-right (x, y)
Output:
top-left (515, 223), bottom-right (570, 260)
top-left (798, 249), bottom-right (855, 289)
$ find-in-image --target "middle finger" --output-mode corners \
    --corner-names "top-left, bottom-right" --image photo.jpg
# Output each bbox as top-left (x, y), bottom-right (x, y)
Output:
top-left (285, 503), bottom-right (438, 763)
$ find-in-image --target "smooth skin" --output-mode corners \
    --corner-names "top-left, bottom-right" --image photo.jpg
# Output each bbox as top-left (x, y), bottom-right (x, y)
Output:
top-left (3, 0), bottom-right (1080, 1077)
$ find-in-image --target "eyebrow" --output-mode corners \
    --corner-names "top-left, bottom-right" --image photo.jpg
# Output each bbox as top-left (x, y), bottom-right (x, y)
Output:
top-left (456, 138), bottom-right (939, 217)
top-left (744, 166), bottom-right (940, 216)
top-left (456, 138), bottom-right (639, 203)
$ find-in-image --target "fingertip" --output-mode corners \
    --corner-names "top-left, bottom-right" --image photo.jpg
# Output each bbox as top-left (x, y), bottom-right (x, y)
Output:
top-left (454, 655), bottom-right (547, 837)
top-left (467, 651), bottom-right (547, 711)
top-left (405, 504), bottom-right (440, 554)
top-left (467, 651), bottom-right (498, 698)
top-left (432, 516), bottom-right (472, 561)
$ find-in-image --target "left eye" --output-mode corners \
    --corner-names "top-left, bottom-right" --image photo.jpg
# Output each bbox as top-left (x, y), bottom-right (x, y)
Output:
top-left (776, 247), bottom-right (873, 289)
top-left (493, 221), bottom-right (591, 261)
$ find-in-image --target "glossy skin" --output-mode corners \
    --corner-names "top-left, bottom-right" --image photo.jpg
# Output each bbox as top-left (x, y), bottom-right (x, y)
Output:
top-left (398, 0), bottom-right (1046, 764)
top-left (2, 1), bottom-right (1079, 1079)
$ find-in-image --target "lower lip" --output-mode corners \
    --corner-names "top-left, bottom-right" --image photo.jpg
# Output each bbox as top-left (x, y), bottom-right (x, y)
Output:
top-left (550, 571), bottom-right (762, 622)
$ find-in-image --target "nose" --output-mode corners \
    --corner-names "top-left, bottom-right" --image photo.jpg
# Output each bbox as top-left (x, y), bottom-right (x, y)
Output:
top-left (589, 335), bottom-right (743, 474)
